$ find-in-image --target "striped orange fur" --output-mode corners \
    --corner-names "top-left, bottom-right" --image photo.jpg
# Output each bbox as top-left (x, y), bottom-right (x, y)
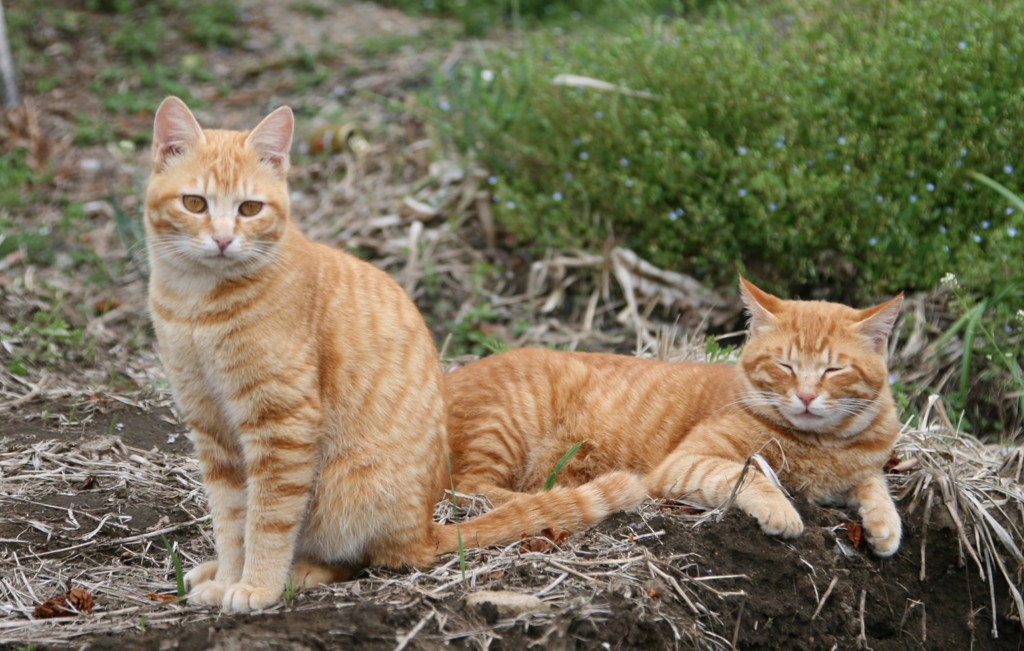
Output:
top-left (447, 277), bottom-right (905, 557)
top-left (145, 97), bottom-right (643, 613)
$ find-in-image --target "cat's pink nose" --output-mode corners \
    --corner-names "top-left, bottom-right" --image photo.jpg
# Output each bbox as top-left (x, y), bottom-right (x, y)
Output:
top-left (213, 236), bottom-right (234, 252)
top-left (797, 391), bottom-right (816, 407)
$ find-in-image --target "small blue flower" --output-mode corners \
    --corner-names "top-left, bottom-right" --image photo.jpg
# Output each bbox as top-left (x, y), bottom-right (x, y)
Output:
top-left (1009, 226), bottom-right (1019, 237)
top-left (1007, 207), bottom-right (1015, 215)
top-left (619, 157), bottom-right (630, 166)
top-left (945, 206), bottom-right (954, 213)
top-left (572, 138), bottom-right (581, 146)
top-left (961, 147), bottom-right (969, 156)
top-left (843, 164), bottom-right (851, 172)
top-left (869, 237), bottom-right (879, 246)
top-left (876, 194), bottom-right (885, 203)
top-left (909, 195), bottom-right (918, 203)
top-left (982, 220), bottom-right (991, 228)
top-left (837, 136), bottom-right (847, 145)
top-left (939, 225), bottom-right (948, 233)
top-left (594, 111), bottom-right (604, 119)
top-left (668, 212), bottom-right (679, 221)
top-left (625, 179), bottom-right (634, 187)
top-left (775, 136), bottom-right (786, 148)
top-left (964, 183), bottom-right (973, 190)
top-left (674, 208), bottom-right (686, 217)
top-left (488, 175), bottom-right (498, 185)
top-left (908, 170), bottom-right (916, 178)
top-left (958, 41), bottom-right (967, 50)
top-left (738, 188), bottom-right (748, 197)
top-left (737, 146), bottom-right (748, 155)
top-left (944, 245), bottom-right (951, 252)
top-left (505, 201), bottom-right (516, 210)
top-left (826, 152), bottom-right (835, 159)
top-left (768, 202), bottom-right (778, 212)
top-left (806, 159), bottom-right (815, 167)
top-left (579, 152), bottom-right (589, 160)
top-left (552, 191), bottom-right (563, 201)
top-left (888, 374), bottom-right (897, 385)
top-left (438, 100), bottom-right (451, 111)
top-left (1005, 164), bottom-right (1015, 174)
top-left (564, 172), bottom-right (574, 181)
top-left (972, 234), bottom-right (982, 243)
top-left (926, 183), bottom-right (935, 191)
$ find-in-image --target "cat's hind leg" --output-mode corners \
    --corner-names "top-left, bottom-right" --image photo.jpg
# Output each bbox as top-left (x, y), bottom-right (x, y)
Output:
top-left (450, 476), bottom-right (524, 506)
top-left (291, 561), bottom-right (359, 589)
top-left (184, 560), bottom-right (219, 588)
top-left (647, 449), bottom-right (804, 539)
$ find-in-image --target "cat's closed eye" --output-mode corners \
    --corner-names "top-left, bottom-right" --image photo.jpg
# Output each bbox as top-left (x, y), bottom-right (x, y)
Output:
top-left (822, 366), bottom-right (845, 376)
top-left (777, 362), bottom-right (795, 376)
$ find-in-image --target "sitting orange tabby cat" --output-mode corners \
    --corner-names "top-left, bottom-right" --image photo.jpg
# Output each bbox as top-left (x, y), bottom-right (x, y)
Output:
top-left (447, 277), bottom-right (904, 556)
top-left (144, 97), bottom-right (645, 612)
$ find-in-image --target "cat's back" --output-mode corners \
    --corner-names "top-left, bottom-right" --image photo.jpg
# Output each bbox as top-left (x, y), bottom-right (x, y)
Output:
top-left (446, 347), bottom-right (737, 409)
top-left (447, 348), bottom-right (741, 483)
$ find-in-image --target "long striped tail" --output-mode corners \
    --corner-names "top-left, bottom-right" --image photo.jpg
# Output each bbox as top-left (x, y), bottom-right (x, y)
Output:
top-left (433, 471), bottom-right (647, 553)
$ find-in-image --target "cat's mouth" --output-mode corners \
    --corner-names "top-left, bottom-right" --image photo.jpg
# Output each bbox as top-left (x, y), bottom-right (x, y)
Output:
top-left (789, 408), bottom-right (825, 422)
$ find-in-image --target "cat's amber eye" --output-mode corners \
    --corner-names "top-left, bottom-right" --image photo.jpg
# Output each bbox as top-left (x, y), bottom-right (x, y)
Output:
top-left (182, 195), bottom-right (207, 213)
top-left (238, 201), bottom-right (263, 217)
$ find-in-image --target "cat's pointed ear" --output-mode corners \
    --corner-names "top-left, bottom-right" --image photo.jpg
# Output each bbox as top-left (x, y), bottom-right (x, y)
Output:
top-left (739, 275), bottom-right (782, 334)
top-left (152, 96), bottom-right (205, 171)
top-left (245, 106), bottom-right (294, 176)
top-left (853, 293), bottom-right (903, 353)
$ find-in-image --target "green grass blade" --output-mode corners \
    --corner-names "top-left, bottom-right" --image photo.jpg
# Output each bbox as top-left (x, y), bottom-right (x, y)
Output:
top-left (161, 535), bottom-right (186, 601)
top-left (445, 451), bottom-right (467, 581)
top-left (544, 440), bottom-right (585, 491)
top-left (967, 172), bottom-right (1024, 214)
top-left (958, 303), bottom-right (983, 402)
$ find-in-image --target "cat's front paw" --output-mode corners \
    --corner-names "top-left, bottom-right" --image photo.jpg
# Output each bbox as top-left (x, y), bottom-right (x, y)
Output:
top-left (222, 582), bottom-right (281, 612)
top-left (184, 560), bottom-right (219, 589)
top-left (862, 505), bottom-right (902, 557)
top-left (188, 579), bottom-right (228, 607)
top-left (750, 501), bottom-right (804, 539)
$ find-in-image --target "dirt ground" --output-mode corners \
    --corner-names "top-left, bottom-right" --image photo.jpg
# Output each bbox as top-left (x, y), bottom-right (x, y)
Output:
top-left (2, 412), bottom-right (1023, 650)
top-left (1, 1), bottom-right (1023, 649)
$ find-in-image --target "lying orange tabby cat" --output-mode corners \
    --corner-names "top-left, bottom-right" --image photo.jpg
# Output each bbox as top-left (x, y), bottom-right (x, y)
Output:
top-left (447, 277), bottom-right (904, 556)
top-left (144, 97), bottom-right (644, 612)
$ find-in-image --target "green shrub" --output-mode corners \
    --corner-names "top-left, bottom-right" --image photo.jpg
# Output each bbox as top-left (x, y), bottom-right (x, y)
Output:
top-left (0, 149), bottom-right (38, 209)
top-left (383, 0), bottom-right (678, 37)
top-left (426, 0), bottom-right (1024, 301)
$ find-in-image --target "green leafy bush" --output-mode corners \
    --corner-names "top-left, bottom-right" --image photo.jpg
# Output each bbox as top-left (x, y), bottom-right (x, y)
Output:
top-left (426, 0), bottom-right (1024, 301)
top-left (382, 0), bottom-right (671, 36)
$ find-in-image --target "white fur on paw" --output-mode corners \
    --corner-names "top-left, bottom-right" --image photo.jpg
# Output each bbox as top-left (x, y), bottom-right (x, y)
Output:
top-left (184, 560), bottom-right (219, 589)
top-left (222, 583), bottom-right (280, 612)
top-left (188, 580), bottom-right (227, 607)
top-left (753, 502), bottom-right (804, 539)
top-left (864, 514), bottom-right (902, 557)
